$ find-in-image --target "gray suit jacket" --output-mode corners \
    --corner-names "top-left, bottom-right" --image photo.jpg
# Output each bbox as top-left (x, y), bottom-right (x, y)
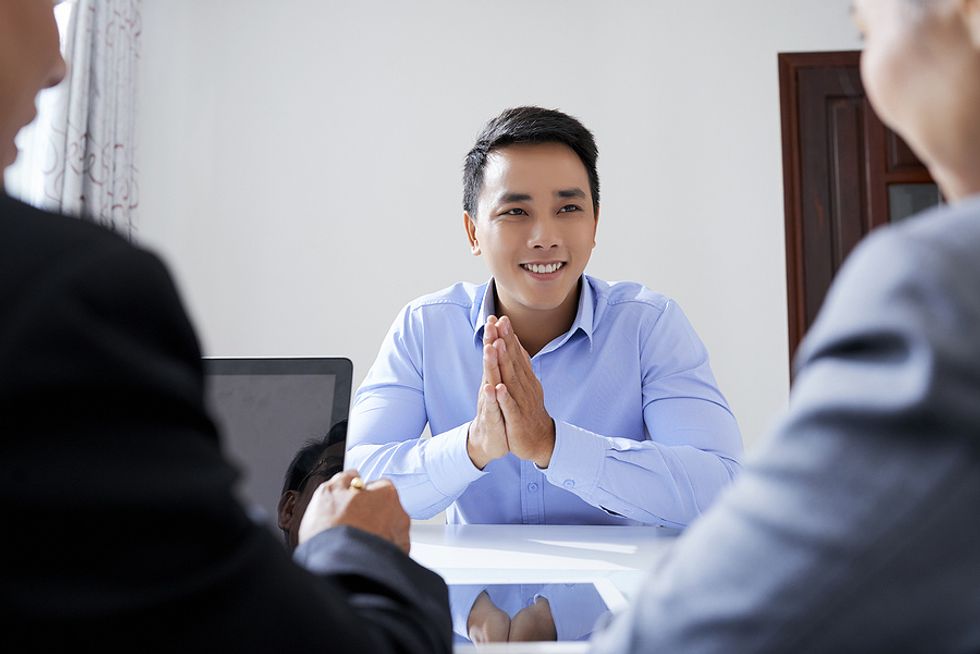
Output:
top-left (592, 198), bottom-right (980, 653)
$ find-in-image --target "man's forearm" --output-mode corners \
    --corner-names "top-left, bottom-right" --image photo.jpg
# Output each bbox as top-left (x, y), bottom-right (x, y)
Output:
top-left (542, 421), bottom-right (739, 527)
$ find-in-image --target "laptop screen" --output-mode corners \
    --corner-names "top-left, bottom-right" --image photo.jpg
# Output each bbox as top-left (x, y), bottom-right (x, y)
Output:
top-left (202, 357), bottom-right (352, 525)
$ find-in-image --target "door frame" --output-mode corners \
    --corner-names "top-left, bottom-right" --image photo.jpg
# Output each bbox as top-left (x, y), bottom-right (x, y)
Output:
top-left (779, 50), bottom-right (865, 369)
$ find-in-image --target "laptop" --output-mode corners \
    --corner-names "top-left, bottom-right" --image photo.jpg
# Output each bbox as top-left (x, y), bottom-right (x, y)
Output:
top-left (202, 356), bottom-right (353, 525)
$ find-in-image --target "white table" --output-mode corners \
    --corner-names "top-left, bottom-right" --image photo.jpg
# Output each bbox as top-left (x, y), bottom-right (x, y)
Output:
top-left (410, 524), bottom-right (678, 653)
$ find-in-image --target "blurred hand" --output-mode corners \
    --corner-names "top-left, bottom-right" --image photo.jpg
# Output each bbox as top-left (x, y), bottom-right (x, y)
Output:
top-left (509, 596), bottom-right (557, 642)
top-left (298, 469), bottom-right (411, 554)
top-left (467, 590), bottom-right (511, 644)
top-left (467, 316), bottom-right (510, 469)
top-left (492, 316), bottom-right (556, 468)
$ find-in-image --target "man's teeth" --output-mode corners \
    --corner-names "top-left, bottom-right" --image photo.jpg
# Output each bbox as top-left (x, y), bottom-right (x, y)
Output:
top-left (522, 262), bottom-right (564, 274)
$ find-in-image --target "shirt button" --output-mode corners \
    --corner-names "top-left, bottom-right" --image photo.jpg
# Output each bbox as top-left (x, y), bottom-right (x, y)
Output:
top-left (528, 483), bottom-right (539, 492)
top-left (563, 479), bottom-right (575, 489)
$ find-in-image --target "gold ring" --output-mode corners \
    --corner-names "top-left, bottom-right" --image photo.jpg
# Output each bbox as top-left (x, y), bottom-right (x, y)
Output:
top-left (350, 477), bottom-right (366, 491)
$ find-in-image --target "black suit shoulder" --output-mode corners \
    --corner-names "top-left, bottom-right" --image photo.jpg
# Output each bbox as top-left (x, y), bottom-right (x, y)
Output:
top-left (0, 195), bottom-right (451, 653)
top-left (0, 194), bottom-right (210, 439)
top-left (0, 193), bottom-right (144, 309)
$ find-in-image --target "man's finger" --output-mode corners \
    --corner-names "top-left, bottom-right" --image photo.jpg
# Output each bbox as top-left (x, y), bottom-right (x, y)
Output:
top-left (484, 343), bottom-right (502, 387)
top-left (495, 383), bottom-right (518, 421)
top-left (496, 338), bottom-right (535, 405)
top-left (496, 318), bottom-right (533, 378)
top-left (511, 331), bottom-right (534, 369)
top-left (330, 469), bottom-right (360, 488)
top-left (484, 383), bottom-right (504, 424)
top-left (495, 384), bottom-right (522, 453)
top-left (505, 328), bottom-right (537, 387)
top-left (484, 315), bottom-right (498, 346)
top-left (494, 338), bottom-right (522, 391)
top-left (484, 384), bottom-right (511, 452)
top-left (498, 316), bottom-right (524, 359)
top-left (365, 478), bottom-right (394, 492)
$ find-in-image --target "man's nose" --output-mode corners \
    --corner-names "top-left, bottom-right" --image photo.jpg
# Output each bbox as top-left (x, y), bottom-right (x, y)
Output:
top-left (46, 53), bottom-right (67, 90)
top-left (528, 215), bottom-right (562, 250)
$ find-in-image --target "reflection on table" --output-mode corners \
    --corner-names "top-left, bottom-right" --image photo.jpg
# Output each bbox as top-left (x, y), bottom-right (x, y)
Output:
top-left (452, 583), bottom-right (614, 645)
top-left (410, 524), bottom-right (679, 653)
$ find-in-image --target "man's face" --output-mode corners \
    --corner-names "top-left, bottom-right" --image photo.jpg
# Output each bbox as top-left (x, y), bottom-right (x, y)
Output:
top-left (277, 457), bottom-right (343, 551)
top-left (279, 483), bottom-right (318, 551)
top-left (0, 0), bottom-right (66, 171)
top-left (854, 0), bottom-right (980, 181)
top-left (465, 142), bottom-right (598, 317)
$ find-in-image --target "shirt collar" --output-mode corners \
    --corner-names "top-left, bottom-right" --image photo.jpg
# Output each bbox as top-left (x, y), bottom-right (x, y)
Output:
top-left (472, 278), bottom-right (497, 346)
top-left (471, 276), bottom-right (596, 350)
top-left (556, 275), bottom-right (595, 352)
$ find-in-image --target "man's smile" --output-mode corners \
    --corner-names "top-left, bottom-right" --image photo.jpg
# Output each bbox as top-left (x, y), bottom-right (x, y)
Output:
top-left (520, 261), bottom-right (566, 275)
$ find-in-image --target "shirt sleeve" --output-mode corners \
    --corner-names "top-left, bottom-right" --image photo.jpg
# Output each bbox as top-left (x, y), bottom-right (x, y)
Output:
top-left (345, 303), bottom-right (486, 519)
top-left (541, 300), bottom-right (742, 527)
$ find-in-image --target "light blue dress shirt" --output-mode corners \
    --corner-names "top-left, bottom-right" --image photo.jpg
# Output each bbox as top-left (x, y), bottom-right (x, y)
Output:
top-left (346, 275), bottom-right (742, 527)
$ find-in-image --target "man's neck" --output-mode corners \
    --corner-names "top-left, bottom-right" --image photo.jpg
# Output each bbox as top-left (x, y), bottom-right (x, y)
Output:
top-left (932, 162), bottom-right (980, 204)
top-left (494, 278), bottom-right (582, 358)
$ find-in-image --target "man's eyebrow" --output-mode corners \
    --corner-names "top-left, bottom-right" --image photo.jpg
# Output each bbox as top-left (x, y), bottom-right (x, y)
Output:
top-left (499, 192), bottom-right (533, 204)
top-left (556, 188), bottom-right (587, 199)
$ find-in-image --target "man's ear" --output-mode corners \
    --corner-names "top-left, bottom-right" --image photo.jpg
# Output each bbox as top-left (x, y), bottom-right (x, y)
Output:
top-left (962, 0), bottom-right (980, 48)
top-left (277, 491), bottom-right (298, 530)
top-left (592, 204), bottom-right (600, 248)
top-left (464, 211), bottom-right (481, 255)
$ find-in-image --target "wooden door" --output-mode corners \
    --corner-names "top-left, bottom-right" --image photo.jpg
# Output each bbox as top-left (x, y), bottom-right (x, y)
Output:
top-left (778, 51), bottom-right (940, 371)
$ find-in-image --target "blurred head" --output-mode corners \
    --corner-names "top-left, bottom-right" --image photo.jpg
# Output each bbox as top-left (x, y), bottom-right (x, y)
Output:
top-left (0, 0), bottom-right (67, 175)
top-left (277, 420), bottom-right (347, 551)
top-left (854, 0), bottom-right (980, 199)
top-left (462, 108), bottom-right (600, 317)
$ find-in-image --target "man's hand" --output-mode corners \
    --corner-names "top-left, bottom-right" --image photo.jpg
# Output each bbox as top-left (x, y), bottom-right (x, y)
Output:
top-left (467, 315), bottom-right (510, 469)
top-left (298, 469), bottom-right (412, 554)
top-left (491, 316), bottom-right (556, 468)
top-left (466, 591), bottom-right (556, 644)
top-left (467, 590), bottom-right (511, 644)
top-left (508, 596), bottom-right (557, 642)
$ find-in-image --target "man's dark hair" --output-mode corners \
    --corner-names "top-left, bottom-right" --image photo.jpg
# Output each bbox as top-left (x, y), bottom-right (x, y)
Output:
top-left (463, 106), bottom-right (600, 217)
top-left (280, 420), bottom-right (347, 495)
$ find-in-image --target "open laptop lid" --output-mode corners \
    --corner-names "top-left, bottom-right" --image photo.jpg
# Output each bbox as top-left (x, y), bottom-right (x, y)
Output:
top-left (202, 356), bottom-right (353, 525)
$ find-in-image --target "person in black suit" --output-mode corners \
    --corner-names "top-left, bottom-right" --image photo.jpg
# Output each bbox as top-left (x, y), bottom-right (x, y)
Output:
top-left (0, 2), bottom-right (450, 651)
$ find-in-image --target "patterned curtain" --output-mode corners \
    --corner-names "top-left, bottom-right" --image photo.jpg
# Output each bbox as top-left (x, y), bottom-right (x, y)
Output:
top-left (44, 0), bottom-right (142, 239)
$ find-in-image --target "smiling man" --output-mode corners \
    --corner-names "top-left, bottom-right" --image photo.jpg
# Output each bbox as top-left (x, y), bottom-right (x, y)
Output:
top-left (346, 107), bottom-right (742, 526)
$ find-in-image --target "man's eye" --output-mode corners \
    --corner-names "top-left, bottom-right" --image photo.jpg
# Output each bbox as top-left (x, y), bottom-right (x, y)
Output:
top-left (502, 208), bottom-right (528, 216)
top-left (558, 204), bottom-right (581, 214)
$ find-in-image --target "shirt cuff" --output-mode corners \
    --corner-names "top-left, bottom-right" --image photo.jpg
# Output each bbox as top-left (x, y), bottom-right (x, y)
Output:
top-left (423, 421), bottom-right (486, 497)
top-left (538, 421), bottom-right (607, 497)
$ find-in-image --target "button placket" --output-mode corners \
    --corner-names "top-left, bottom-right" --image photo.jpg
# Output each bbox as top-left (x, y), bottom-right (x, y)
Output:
top-left (524, 461), bottom-right (544, 524)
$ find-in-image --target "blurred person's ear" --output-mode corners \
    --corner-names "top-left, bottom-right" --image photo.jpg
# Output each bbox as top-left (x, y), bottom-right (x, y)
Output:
top-left (277, 490), bottom-right (299, 531)
top-left (963, 0), bottom-right (980, 48)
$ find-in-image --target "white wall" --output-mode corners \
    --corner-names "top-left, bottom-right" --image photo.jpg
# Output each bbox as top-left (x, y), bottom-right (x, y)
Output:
top-left (137, 0), bottom-right (862, 450)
